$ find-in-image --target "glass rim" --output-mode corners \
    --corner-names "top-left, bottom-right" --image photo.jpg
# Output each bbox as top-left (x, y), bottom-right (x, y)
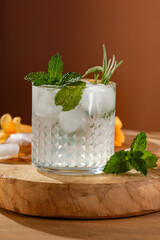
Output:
top-left (32, 79), bottom-right (116, 89)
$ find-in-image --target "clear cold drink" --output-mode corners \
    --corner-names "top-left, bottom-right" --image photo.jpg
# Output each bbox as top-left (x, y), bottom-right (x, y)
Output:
top-left (32, 81), bottom-right (116, 175)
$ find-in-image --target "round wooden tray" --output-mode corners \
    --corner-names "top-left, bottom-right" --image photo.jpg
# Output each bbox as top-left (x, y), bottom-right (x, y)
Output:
top-left (0, 130), bottom-right (160, 219)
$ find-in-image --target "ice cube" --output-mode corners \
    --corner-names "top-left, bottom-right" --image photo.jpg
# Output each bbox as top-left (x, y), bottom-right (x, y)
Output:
top-left (80, 84), bottom-right (115, 116)
top-left (35, 88), bottom-right (62, 122)
top-left (59, 107), bottom-right (86, 133)
top-left (5, 133), bottom-right (32, 154)
top-left (5, 133), bottom-right (31, 145)
top-left (0, 143), bottom-right (19, 159)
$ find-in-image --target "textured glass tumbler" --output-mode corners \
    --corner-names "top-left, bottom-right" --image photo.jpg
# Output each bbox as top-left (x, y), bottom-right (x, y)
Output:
top-left (32, 81), bottom-right (116, 175)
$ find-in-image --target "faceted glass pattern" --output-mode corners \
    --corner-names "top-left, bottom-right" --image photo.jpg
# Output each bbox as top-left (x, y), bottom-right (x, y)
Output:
top-left (32, 81), bottom-right (116, 175)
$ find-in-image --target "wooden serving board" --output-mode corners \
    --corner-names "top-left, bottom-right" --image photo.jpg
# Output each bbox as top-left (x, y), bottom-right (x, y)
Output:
top-left (0, 130), bottom-right (160, 219)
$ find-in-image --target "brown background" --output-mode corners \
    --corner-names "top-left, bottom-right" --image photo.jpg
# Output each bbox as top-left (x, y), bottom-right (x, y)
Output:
top-left (1, 0), bottom-right (160, 131)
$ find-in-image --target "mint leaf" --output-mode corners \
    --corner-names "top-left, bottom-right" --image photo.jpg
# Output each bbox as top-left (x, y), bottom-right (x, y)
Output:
top-left (103, 151), bottom-right (132, 174)
top-left (142, 151), bottom-right (158, 168)
top-left (104, 131), bottom-right (158, 176)
top-left (131, 131), bottom-right (147, 153)
top-left (59, 72), bottom-right (82, 85)
top-left (55, 81), bottom-right (86, 111)
top-left (129, 151), bottom-right (147, 176)
top-left (24, 72), bottom-right (49, 86)
top-left (25, 53), bottom-right (83, 88)
top-left (48, 53), bottom-right (63, 84)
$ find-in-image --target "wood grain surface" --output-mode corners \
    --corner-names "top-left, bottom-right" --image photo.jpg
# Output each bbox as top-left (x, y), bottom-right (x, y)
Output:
top-left (0, 130), bottom-right (160, 219)
top-left (1, 206), bottom-right (160, 240)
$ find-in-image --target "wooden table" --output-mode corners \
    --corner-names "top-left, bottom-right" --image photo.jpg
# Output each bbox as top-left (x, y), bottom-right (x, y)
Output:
top-left (1, 207), bottom-right (160, 240)
top-left (1, 130), bottom-right (160, 240)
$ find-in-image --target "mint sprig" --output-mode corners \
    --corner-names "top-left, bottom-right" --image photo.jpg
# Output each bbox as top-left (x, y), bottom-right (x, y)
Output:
top-left (24, 53), bottom-right (85, 111)
top-left (83, 44), bottom-right (123, 85)
top-left (24, 53), bottom-right (82, 87)
top-left (103, 131), bottom-right (158, 176)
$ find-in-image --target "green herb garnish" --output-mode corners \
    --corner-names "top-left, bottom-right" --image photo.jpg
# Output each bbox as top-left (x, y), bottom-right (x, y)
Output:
top-left (48, 53), bottom-right (63, 84)
top-left (25, 46), bottom-right (123, 111)
top-left (55, 81), bottom-right (86, 111)
top-left (24, 53), bottom-right (82, 87)
top-left (25, 53), bottom-right (86, 111)
top-left (83, 44), bottom-right (123, 85)
top-left (103, 131), bottom-right (158, 176)
top-left (59, 72), bottom-right (82, 86)
top-left (24, 72), bottom-right (49, 86)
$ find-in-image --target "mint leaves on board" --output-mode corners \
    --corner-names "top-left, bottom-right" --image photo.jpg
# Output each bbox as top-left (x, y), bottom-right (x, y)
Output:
top-left (24, 53), bottom-right (82, 87)
top-left (103, 131), bottom-right (158, 176)
top-left (103, 150), bottom-right (132, 174)
top-left (130, 131), bottom-right (147, 153)
top-left (83, 44), bottom-right (123, 85)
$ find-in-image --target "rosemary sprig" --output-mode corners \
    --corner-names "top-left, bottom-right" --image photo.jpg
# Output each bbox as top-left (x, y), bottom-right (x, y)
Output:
top-left (83, 44), bottom-right (123, 85)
